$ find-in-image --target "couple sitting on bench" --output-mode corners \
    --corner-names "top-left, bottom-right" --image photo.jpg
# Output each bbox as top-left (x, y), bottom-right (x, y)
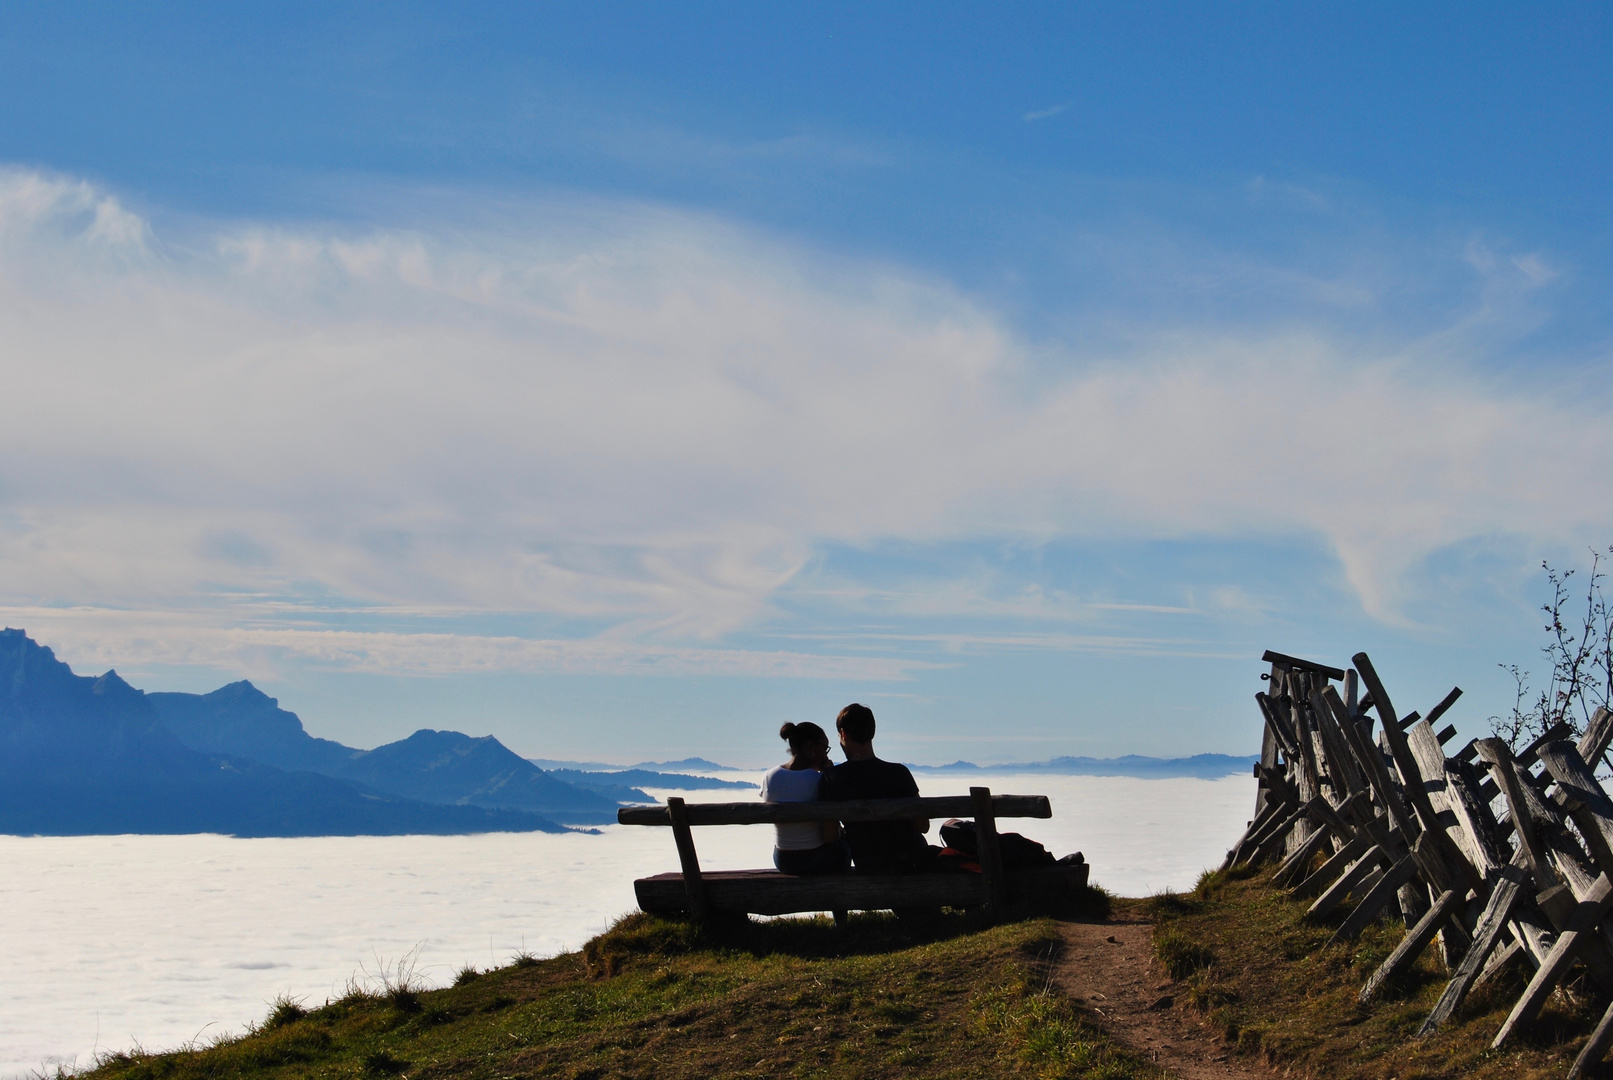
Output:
top-left (759, 703), bottom-right (932, 876)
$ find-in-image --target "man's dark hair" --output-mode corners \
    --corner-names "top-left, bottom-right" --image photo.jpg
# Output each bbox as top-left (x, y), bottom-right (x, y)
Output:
top-left (836, 702), bottom-right (876, 742)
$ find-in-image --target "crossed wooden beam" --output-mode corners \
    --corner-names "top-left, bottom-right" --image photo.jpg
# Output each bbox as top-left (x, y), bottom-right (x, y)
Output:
top-left (1226, 649), bottom-right (1613, 1080)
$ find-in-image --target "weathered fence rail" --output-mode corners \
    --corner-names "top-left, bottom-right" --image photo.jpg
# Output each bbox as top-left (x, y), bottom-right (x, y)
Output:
top-left (1229, 649), bottom-right (1613, 1079)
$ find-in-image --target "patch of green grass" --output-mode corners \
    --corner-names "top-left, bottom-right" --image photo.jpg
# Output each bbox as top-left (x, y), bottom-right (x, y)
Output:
top-left (262, 993), bottom-right (306, 1030)
top-left (79, 910), bottom-right (1146, 1080)
top-left (1153, 927), bottom-right (1215, 980)
top-left (1139, 867), bottom-right (1603, 1080)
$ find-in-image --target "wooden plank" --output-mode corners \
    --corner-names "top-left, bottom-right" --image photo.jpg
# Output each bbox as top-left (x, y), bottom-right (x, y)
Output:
top-left (1568, 997), bottom-right (1613, 1080)
top-left (1308, 844), bottom-right (1385, 921)
top-left (1255, 703), bottom-right (1281, 819)
top-left (1424, 686), bottom-right (1463, 729)
top-left (1257, 763), bottom-right (1303, 808)
top-left (1223, 785), bottom-right (1296, 869)
top-left (1472, 939), bottom-right (1526, 993)
top-left (1273, 822), bottom-right (1333, 888)
top-left (971, 786), bottom-right (1008, 913)
top-left (1522, 720), bottom-right (1575, 768)
top-left (1397, 878), bottom-right (1430, 928)
top-left (1262, 650), bottom-right (1346, 680)
top-left (617, 793), bottom-right (1052, 827)
top-left (1417, 858), bottom-right (1531, 1035)
top-left (1435, 724), bottom-right (1457, 745)
top-left (1324, 685), bottom-right (1420, 844)
top-left (1355, 652), bottom-right (1480, 893)
top-left (1508, 910), bottom-right (1554, 968)
top-left (1581, 704), bottom-right (1613, 764)
top-left (1492, 874), bottom-right (1613, 1048)
top-left (1311, 690), bottom-right (1366, 798)
top-left (1448, 757), bottom-right (1507, 858)
top-left (1309, 789), bottom-right (1370, 841)
top-left (1353, 653), bottom-right (1440, 829)
top-left (1293, 835), bottom-right (1370, 899)
top-left (1530, 876), bottom-right (1613, 991)
top-left (1475, 738), bottom-right (1559, 888)
top-left (1329, 852), bottom-right (1419, 945)
top-left (1438, 895), bottom-right (1474, 972)
top-left (1479, 721), bottom-right (1569, 810)
top-left (1538, 743), bottom-right (1613, 877)
top-left (631, 863), bottom-right (1088, 916)
top-left (1407, 719), bottom-right (1502, 876)
top-left (1290, 698), bottom-right (1324, 809)
top-left (666, 797), bottom-right (709, 921)
top-left (1256, 692), bottom-right (1300, 758)
top-left (1250, 800), bottom-right (1316, 866)
top-left (1360, 888), bottom-right (1463, 1004)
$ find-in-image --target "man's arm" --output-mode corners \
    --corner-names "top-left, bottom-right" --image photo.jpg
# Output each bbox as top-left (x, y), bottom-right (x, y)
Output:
top-left (900, 764), bottom-right (929, 833)
top-left (817, 768), bottom-right (842, 842)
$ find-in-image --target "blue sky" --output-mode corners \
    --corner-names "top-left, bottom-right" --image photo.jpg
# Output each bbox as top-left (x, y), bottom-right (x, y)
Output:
top-left (0, 3), bottom-right (1609, 764)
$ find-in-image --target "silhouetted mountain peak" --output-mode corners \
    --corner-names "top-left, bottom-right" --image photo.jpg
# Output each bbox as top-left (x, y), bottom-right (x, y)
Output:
top-left (0, 629), bottom-right (571, 837)
top-left (91, 669), bottom-right (144, 701)
top-left (207, 680), bottom-right (278, 708)
top-left (1, 628), bottom-right (80, 700)
top-left (149, 679), bottom-right (353, 775)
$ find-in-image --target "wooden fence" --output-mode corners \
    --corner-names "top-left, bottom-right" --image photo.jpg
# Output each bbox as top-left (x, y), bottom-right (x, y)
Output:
top-left (1225, 649), bottom-right (1613, 1079)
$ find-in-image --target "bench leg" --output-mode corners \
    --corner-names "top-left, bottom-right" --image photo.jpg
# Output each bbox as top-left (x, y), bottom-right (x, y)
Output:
top-left (833, 909), bottom-right (848, 927)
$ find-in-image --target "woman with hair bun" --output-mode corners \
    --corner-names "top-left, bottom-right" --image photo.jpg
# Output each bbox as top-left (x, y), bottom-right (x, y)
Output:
top-left (760, 721), bottom-right (850, 875)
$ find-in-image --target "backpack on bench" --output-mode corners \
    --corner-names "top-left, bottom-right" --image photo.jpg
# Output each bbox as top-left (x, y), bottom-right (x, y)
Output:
top-left (938, 818), bottom-right (1057, 868)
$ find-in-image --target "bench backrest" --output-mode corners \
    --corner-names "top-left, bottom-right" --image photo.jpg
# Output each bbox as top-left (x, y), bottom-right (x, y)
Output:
top-left (616, 793), bottom-right (1051, 827)
top-left (626, 785), bottom-right (1048, 920)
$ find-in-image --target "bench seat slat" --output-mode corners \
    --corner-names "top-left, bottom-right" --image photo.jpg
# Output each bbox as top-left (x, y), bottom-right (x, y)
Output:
top-left (633, 864), bottom-right (1089, 917)
top-left (617, 794), bottom-right (1051, 827)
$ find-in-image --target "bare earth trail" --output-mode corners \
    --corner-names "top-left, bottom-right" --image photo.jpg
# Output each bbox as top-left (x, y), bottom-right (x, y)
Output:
top-left (1052, 916), bottom-right (1279, 1080)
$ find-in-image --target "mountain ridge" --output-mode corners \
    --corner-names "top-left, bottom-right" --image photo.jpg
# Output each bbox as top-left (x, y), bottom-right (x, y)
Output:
top-left (147, 682), bottom-right (623, 824)
top-left (0, 628), bottom-right (570, 837)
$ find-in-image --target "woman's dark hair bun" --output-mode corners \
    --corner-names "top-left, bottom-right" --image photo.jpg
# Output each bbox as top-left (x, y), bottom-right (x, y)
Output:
top-left (779, 720), bottom-right (829, 754)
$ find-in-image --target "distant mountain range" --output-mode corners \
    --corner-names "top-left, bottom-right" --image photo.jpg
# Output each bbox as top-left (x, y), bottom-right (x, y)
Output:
top-left (908, 754), bottom-right (1258, 779)
top-left (537, 753), bottom-right (1257, 779)
top-left (528, 757), bottom-right (741, 774)
top-left (0, 626), bottom-right (1253, 837)
top-left (546, 768), bottom-right (755, 794)
top-left (0, 628), bottom-right (679, 837)
top-left (148, 683), bottom-right (625, 823)
top-left (0, 629), bottom-right (575, 837)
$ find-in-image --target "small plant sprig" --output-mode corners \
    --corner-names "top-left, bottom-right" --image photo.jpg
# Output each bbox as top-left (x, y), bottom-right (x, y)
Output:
top-left (1493, 547), bottom-right (1613, 755)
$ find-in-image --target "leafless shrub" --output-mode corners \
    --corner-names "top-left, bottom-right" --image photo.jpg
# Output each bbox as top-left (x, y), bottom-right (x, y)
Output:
top-left (1493, 547), bottom-right (1613, 752)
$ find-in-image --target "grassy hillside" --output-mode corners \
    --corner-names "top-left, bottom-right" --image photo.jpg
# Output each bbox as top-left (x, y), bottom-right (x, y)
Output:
top-left (80, 866), bottom-right (1607, 1080)
top-left (82, 908), bottom-right (1159, 1080)
top-left (1147, 865), bottom-right (1602, 1079)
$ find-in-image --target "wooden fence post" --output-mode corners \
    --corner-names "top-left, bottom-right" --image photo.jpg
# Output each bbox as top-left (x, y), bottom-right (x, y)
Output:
top-left (972, 786), bottom-right (1008, 915)
top-left (666, 797), bottom-right (710, 921)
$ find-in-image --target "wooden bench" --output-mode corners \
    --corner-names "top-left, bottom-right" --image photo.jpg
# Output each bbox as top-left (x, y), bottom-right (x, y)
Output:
top-left (618, 786), bottom-right (1089, 921)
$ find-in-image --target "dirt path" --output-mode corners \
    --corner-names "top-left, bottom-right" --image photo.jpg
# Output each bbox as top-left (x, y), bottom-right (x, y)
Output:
top-left (1051, 916), bottom-right (1278, 1080)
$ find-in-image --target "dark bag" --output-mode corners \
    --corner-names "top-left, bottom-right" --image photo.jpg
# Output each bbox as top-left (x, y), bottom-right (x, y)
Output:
top-left (938, 818), bottom-right (1057, 868)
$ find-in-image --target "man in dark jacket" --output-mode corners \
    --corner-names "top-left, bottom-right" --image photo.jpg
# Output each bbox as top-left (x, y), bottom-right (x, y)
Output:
top-left (824, 703), bottom-right (933, 871)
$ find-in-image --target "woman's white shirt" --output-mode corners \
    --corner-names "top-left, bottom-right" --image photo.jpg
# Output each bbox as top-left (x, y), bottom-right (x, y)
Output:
top-left (760, 765), bottom-right (828, 851)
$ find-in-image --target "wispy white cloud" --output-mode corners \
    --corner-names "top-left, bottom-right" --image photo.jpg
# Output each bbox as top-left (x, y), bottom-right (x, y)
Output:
top-left (0, 607), bottom-right (936, 682)
top-left (0, 166), bottom-right (1607, 678)
top-left (1023, 102), bottom-right (1072, 123)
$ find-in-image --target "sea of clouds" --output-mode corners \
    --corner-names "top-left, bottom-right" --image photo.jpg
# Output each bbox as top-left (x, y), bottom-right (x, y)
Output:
top-left (1, 772), bottom-right (1253, 1077)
